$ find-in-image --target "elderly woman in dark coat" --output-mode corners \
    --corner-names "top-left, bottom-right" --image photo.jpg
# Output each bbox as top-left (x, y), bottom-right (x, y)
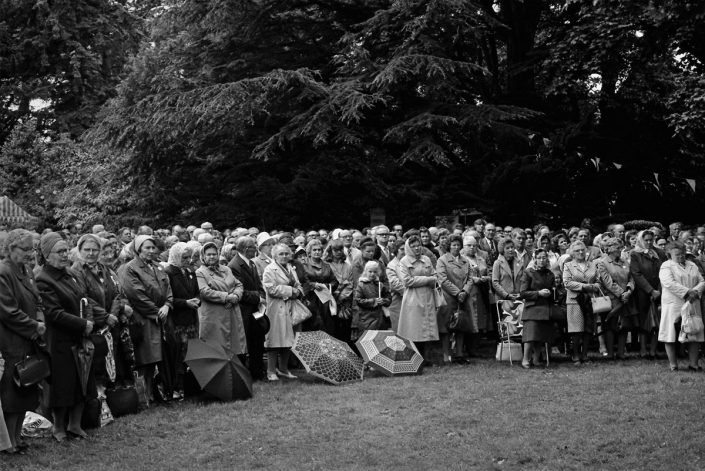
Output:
top-left (519, 249), bottom-right (557, 368)
top-left (121, 235), bottom-right (173, 403)
top-left (0, 229), bottom-right (46, 452)
top-left (36, 232), bottom-right (99, 442)
top-left (302, 239), bottom-right (338, 333)
top-left (437, 234), bottom-right (475, 363)
top-left (164, 242), bottom-right (199, 395)
top-left (71, 234), bottom-right (127, 389)
top-left (629, 230), bottom-right (666, 359)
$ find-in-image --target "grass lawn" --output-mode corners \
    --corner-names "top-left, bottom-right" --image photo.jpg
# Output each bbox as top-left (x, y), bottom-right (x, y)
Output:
top-left (3, 355), bottom-right (704, 471)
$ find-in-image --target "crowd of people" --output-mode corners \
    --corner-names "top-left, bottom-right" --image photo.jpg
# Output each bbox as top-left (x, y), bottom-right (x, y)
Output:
top-left (1, 218), bottom-right (704, 454)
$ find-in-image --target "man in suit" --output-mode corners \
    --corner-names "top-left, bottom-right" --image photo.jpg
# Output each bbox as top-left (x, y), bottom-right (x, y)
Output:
top-left (479, 223), bottom-right (499, 266)
top-left (374, 225), bottom-right (392, 265)
top-left (511, 228), bottom-right (531, 271)
top-left (340, 229), bottom-right (361, 264)
top-left (577, 228), bottom-right (603, 262)
top-left (228, 236), bottom-right (267, 381)
top-left (668, 222), bottom-right (683, 243)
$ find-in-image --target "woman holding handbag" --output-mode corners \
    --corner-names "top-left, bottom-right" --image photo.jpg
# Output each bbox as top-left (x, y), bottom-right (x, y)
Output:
top-left (0, 229), bottom-right (46, 453)
top-left (563, 241), bottom-right (601, 364)
top-left (436, 235), bottom-right (475, 364)
top-left (121, 235), bottom-right (173, 404)
top-left (262, 243), bottom-right (303, 381)
top-left (658, 241), bottom-right (705, 371)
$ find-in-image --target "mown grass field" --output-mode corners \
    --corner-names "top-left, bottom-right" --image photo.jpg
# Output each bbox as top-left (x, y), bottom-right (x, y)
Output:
top-left (3, 356), bottom-right (704, 471)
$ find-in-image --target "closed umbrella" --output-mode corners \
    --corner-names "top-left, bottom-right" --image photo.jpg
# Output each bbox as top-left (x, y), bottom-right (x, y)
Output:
top-left (184, 339), bottom-right (252, 401)
top-left (291, 331), bottom-right (363, 385)
top-left (355, 330), bottom-right (423, 376)
top-left (72, 298), bottom-right (95, 396)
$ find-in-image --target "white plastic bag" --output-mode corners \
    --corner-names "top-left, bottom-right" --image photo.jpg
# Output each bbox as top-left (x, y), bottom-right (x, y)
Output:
top-left (22, 411), bottom-right (53, 438)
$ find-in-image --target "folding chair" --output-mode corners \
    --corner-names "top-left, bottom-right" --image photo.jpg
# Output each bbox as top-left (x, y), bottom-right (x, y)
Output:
top-left (496, 300), bottom-right (524, 365)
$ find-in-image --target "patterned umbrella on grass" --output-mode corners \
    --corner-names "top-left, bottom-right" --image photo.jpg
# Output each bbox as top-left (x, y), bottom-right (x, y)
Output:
top-left (355, 330), bottom-right (423, 376)
top-left (291, 331), bottom-right (363, 385)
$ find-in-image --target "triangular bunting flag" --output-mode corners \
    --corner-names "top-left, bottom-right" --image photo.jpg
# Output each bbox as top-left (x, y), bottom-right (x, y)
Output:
top-left (590, 157), bottom-right (600, 171)
top-left (654, 173), bottom-right (660, 189)
top-left (613, 162), bottom-right (622, 169)
top-left (686, 178), bottom-right (696, 192)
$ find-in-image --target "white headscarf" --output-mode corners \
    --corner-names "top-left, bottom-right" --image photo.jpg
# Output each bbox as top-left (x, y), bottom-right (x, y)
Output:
top-left (168, 242), bottom-right (190, 267)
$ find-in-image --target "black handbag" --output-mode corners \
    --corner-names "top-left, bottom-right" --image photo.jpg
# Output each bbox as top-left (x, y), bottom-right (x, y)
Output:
top-left (13, 342), bottom-right (51, 388)
top-left (447, 309), bottom-right (473, 333)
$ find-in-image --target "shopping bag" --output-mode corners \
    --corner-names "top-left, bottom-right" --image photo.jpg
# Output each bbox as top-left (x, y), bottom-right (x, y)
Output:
top-left (290, 299), bottom-right (313, 326)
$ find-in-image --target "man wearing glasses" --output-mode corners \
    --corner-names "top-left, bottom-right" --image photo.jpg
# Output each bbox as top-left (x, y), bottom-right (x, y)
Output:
top-left (374, 225), bottom-right (391, 265)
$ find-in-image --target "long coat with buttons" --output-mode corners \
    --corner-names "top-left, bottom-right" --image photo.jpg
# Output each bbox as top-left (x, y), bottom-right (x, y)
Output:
top-left (0, 259), bottom-right (44, 412)
top-left (121, 257), bottom-right (173, 366)
top-left (37, 265), bottom-right (101, 408)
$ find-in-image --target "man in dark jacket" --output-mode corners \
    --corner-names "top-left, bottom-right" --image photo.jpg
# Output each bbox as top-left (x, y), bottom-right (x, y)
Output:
top-left (228, 237), bottom-right (266, 380)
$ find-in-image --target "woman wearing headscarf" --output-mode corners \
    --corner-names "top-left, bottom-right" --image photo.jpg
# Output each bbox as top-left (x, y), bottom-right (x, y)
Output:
top-left (436, 234), bottom-right (475, 363)
top-left (262, 243), bottom-right (302, 381)
top-left (397, 235), bottom-right (438, 359)
top-left (658, 241), bottom-right (705, 371)
top-left (121, 235), bottom-right (173, 403)
top-left (196, 242), bottom-right (247, 360)
top-left (164, 242), bottom-right (200, 396)
top-left (36, 232), bottom-right (101, 441)
top-left (71, 234), bottom-right (133, 391)
top-left (302, 239), bottom-right (338, 333)
top-left (596, 237), bottom-right (635, 360)
top-left (520, 249), bottom-right (557, 368)
top-left (326, 239), bottom-right (354, 341)
top-left (630, 230), bottom-right (666, 359)
top-left (0, 229), bottom-right (46, 452)
top-left (563, 240), bottom-right (602, 364)
top-left (386, 241), bottom-right (406, 333)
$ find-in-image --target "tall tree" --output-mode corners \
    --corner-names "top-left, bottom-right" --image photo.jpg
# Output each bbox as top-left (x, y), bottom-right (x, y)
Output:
top-left (0, 0), bottom-right (143, 146)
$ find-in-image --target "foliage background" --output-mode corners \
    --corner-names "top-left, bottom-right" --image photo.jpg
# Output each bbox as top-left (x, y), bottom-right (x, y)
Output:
top-left (1, 0), bottom-right (704, 229)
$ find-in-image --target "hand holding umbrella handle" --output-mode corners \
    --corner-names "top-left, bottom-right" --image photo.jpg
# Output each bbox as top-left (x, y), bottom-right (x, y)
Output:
top-left (79, 298), bottom-right (89, 319)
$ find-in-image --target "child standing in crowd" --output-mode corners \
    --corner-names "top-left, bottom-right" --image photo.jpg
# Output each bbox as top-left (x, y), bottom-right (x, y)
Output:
top-left (354, 261), bottom-right (392, 331)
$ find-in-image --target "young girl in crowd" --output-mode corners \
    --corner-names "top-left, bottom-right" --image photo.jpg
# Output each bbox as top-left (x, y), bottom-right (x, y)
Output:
top-left (354, 261), bottom-right (391, 331)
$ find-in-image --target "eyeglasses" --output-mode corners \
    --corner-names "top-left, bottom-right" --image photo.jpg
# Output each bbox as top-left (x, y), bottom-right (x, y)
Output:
top-left (16, 246), bottom-right (35, 253)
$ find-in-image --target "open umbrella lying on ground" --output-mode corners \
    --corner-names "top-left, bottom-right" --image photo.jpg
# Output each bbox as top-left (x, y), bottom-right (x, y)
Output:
top-left (355, 330), bottom-right (423, 376)
top-left (184, 339), bottom-right (252, 401)
top-left (291, 331), bottom-right (363, 385)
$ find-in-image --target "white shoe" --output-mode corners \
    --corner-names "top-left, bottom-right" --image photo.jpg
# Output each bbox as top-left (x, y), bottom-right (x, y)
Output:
top-left (267, 372), bottom-right (279, 381)
top-left (276, 369), bottom-right (297, 379)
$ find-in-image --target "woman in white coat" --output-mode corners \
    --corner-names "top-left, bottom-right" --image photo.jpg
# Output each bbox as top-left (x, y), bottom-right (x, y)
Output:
top-left (397, 236), bottom-right (438, 359)
top-left (262, 243), bottom-right (303, 381)
top-left (658, 241), bottom-right (705, 371)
